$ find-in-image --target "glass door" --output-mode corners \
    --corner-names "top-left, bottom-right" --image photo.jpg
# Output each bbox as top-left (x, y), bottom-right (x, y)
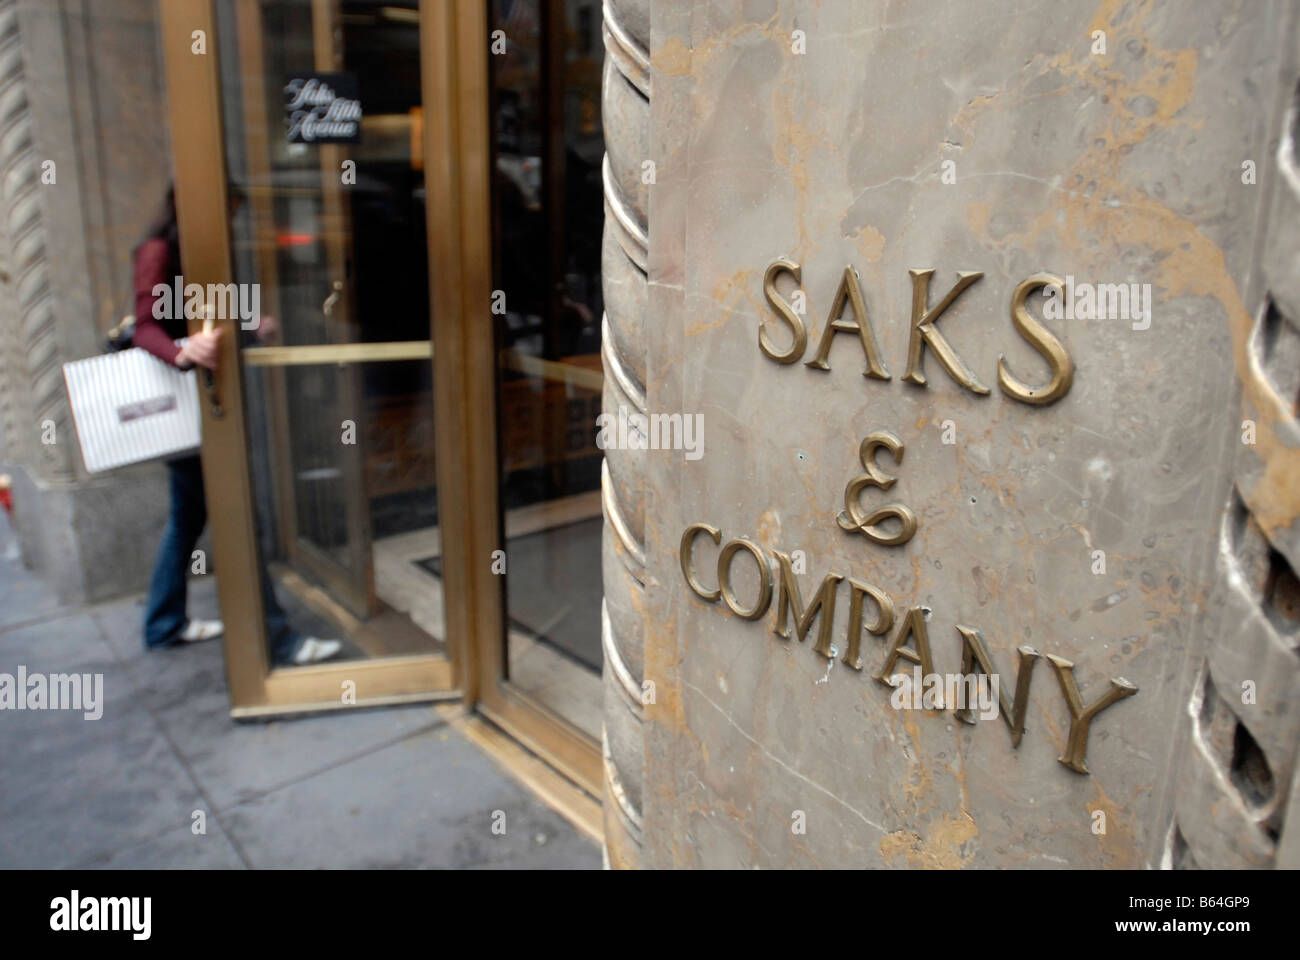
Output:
top-left (162, 0), bottom-right (472, 713)
top-left (161, 0), bottom-right (609, 800)
top-left (231, 0), bottom-right (377, 623)
top-left (489, 0), bottom-right (605, 752)
top-left (447, 0), bottom-right (605, 797)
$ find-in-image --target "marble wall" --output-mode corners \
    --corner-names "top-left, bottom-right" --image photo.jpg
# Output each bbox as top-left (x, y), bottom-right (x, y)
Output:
top-left (635, 0), bottom-right (1300, 868)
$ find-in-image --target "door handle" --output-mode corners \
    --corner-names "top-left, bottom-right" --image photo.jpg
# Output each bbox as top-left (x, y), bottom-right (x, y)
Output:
top-left (323, 279), bottom-right (344, 317)
top-left (200, 312), bottom-right (224, 419)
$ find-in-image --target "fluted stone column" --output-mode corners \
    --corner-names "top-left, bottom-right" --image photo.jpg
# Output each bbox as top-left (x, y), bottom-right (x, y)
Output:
top-left (629, 0), bottom-right (1298, 870)
top-left (0, 0), bottom-right (75, 483)
top-left (1163, 24), bottom-right (1300, 869)
top-left (600, 0), bottom-right (649, 869)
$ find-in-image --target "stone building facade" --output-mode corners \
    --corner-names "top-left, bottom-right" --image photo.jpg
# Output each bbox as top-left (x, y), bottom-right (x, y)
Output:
top-left (600, 0), bottom-right (1300, 868)
top-left (0, 0), bottom-right (177, 604)
top-left (0, 0), bottom-right (1296, 870)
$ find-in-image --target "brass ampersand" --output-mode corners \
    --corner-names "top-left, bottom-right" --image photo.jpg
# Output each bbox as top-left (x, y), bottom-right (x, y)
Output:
top-left (836, 430), bottom-right (917, 546)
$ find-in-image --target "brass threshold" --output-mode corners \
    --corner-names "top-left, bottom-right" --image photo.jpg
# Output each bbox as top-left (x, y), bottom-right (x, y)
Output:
top-left (478, 693), bottom-right (602, 800)
top-left (231, 689), bottom-right (461, 719)
top-left (436, 703), bottom-right (603, 845)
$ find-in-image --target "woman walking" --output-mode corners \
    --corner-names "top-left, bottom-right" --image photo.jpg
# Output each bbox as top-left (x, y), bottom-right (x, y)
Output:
top-left (133, 186), bottom-right (340, 665)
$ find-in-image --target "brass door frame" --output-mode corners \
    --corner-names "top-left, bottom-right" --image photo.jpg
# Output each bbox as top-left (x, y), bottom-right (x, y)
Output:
top-left (431, 0), bottom-right (601, 797)
top-left (162, 0), bottom-right (601, 795)
top-left (161, 0), bottom-right (463, 714)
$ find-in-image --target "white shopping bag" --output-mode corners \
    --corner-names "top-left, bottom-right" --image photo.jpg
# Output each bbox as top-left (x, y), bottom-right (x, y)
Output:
top-left (62, 347), bottom-right (201, 473)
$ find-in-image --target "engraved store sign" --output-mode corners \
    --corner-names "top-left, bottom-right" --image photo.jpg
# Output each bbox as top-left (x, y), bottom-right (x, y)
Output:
top-left (679, 263), bottom-right (1137, 776)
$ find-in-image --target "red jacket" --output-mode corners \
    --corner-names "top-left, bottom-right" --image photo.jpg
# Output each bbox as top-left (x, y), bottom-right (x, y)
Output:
top-left (132, 237), bottom-right (188, 366)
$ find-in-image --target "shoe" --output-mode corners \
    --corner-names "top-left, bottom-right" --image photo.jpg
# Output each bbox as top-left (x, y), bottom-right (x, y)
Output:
top-left (292, 637), bottom-right (343, 665)
top-left (178, 619), bottom-right (223, 643)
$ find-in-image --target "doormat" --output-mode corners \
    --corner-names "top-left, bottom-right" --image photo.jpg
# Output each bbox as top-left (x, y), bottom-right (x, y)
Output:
top-left (416, 517), bottom-right (603, 671)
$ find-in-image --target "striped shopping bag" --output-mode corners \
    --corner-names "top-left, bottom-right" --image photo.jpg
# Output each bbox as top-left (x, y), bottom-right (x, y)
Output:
top-left (62, 347), bottom-right (201, 473)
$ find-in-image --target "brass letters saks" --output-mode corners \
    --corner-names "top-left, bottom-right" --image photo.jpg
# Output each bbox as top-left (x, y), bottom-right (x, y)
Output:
top-left (679, 523), bottom-right (1139, 775)
top-left (760, 263), bottom-right (1074, 406)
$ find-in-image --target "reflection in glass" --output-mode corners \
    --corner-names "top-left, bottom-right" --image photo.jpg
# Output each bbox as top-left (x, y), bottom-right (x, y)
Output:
top-left (216, 0), bottom-right (445, 667)
top-left (491, 0), bottom-right (607, 737)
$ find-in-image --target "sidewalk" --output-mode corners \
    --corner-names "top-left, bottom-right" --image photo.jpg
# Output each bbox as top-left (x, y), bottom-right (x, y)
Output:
top-left (0, 521), bottom-right (599, 869)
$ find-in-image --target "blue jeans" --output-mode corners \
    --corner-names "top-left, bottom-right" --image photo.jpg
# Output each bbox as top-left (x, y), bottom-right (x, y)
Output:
top-left (144, 455), bottom-right (299, 661)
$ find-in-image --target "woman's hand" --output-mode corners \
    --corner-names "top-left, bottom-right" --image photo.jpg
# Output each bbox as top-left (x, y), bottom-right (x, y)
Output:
top-left (176, 327), bottom-right (223, 370)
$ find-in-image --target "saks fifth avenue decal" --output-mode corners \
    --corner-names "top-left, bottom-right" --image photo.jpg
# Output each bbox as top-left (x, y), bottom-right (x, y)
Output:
top-left (675, 263), bottom-right (1139, 776)
top-left (285, 73), bottom-right (362, 144)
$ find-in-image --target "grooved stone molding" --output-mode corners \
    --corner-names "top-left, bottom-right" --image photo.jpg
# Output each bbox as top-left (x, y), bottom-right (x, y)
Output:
top-left (600, 0), bottom-right (649, 869)
top-left (0, 0), bottom-right (173, 603)
top-left (1164, 38), bottom-right (1300, 869)
top-left (0, 0), bottom-right (72, 478)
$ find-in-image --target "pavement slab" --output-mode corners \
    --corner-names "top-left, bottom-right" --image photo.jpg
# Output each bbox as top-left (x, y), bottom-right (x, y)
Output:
top-left (0, 522), bottom-right (599, 869)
